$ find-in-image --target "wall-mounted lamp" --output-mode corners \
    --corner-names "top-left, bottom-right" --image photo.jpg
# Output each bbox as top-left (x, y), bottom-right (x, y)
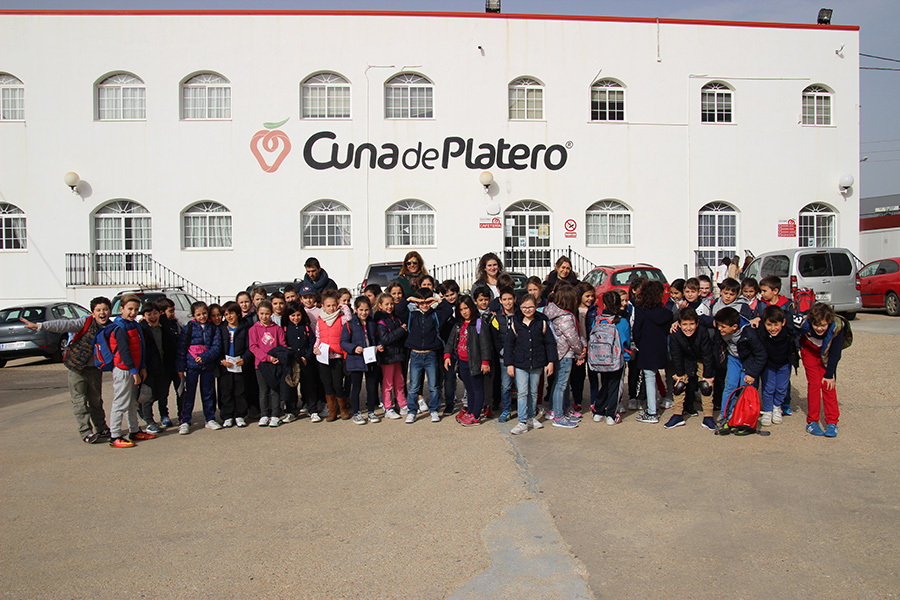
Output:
top-left (817, 8), bottom-right (833, 25)
top-left (839, 174), bottom-right (854, 196)
top-left (64, 171), bottom-right (81, 194)
top-left (479, 171), bottom-right (494, 193)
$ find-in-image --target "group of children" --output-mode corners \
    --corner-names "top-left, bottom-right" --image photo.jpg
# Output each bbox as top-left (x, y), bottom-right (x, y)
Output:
top-left (45, 265), bottom-right (847, 448)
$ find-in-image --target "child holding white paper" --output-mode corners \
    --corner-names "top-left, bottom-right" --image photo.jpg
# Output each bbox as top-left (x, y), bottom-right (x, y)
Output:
top-left (313, 290), bottom-right (352, 421)
top-left (341, 296), bottom-right (383, 425)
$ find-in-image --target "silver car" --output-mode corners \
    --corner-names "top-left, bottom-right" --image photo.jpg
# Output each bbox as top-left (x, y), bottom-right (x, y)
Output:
top-left (741, 247), bottom-right (862, 317)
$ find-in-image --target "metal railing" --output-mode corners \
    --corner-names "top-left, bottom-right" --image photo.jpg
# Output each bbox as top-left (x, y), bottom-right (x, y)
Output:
top-left (65, 252), bottom-right (220, 304)
top-left (693, 251), bottom-right (715, 280)
top-left (431, 246), bottom-right (597, 289)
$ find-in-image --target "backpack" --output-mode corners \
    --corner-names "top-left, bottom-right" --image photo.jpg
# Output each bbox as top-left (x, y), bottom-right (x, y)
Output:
top-left (587, 316), bottom-right (624, 372)
top-left (793, 287), bottom-right (815, 315)
top-left (93, 322), bottom-right (118, 371)
top-left (717, 385), bottom-right (760, 436)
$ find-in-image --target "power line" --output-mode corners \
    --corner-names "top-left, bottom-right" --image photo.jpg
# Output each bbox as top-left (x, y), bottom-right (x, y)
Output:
top-left (861, 52), bottom-right (900, 64)
top-left (861, 67), bottom-right (900, 71)
top-left (861, 138), bottom-right (900, 145)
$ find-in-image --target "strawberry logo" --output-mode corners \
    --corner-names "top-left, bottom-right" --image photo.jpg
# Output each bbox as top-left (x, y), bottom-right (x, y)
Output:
top-left (251, 117), bottom-right (292, 173)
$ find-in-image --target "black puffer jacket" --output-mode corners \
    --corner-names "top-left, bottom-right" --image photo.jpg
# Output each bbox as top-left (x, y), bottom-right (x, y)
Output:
top-left (503, 313), bottom-right (558, 370)
top-left (669, 328), bottom-right (715, 379)
top-left (443, 318), bottom-right (492, 377)
top-left (374, 310), bottom-right (407, 365)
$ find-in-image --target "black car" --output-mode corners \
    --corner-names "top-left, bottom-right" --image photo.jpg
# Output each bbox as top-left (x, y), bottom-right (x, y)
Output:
top-left (246, 280), bottom-right (303, 295)
top-left (0, 301), bottom-right (91, 367)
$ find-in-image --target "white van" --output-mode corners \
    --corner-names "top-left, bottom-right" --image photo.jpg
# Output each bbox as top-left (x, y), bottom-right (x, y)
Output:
top-left (741, 248), bottom-right (862, 317)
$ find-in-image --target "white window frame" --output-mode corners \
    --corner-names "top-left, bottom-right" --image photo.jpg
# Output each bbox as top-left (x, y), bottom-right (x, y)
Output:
top-left (509, 77), bottom-right (544, 121)
top-left (697, 202), bottom-right (738, 273)
top-left (799, 203), bottom-right (836, 247)
top-left (301, 72), bottom-right (351, 119)
top-left (93, 200), bottom-right (152, 272)
top-left (97, 73), bottom-right (146, 121)
top-left (701, 82), bottom-right (733, 123)
top-left (590, 79), bottom-right (625, 122)
top-left (182, 201), bottom-right (233, 250)
top-left (586, 200), bottom-right (632, 246)
top-left (0, 73), bottom-right (25, 121)
top-left (385, 199), bottom-right (436, 248)
top-left (301, 200), bottom-right (351, 248)
top-left (802, 85), bottom-right (833, 126)
top-left (181, 72), bottom-right (231, 120)
top-left (385, 73), bottom-right (433, 119)
top-left (0, 202), bottom-right (26, 250)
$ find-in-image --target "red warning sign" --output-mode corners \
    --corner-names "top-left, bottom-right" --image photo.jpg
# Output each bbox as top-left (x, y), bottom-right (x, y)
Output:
top-left (564, 219), bottom-right (577, 238)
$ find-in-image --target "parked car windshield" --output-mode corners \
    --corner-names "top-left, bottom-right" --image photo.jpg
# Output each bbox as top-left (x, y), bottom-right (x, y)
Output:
top-left (611, 268), bottom-right (666, 287)
top-left (366, 265), bottom-right (403, 286)
top-left (0, 307), bottom-right (46, 323)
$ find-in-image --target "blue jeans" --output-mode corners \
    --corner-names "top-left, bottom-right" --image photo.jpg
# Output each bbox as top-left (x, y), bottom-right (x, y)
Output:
top-left (761, 363), bottom-right (790, 412)
top-left (643, 369), bottom-right (659, 415)
top-left (514, 367), bottom-right (543, 424)
top-left (551, 358), bottom-right (574, 418)
top-left (500, 367), bottom-right (515, 412)
top-left (407, 350), bottom-right (441, 414)
top-left (722, 354), bottom-right (745, 418)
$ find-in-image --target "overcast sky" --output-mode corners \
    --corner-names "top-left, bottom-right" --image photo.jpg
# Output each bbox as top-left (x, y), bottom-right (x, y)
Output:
top-left (3, 0), bottom-right (898, 197)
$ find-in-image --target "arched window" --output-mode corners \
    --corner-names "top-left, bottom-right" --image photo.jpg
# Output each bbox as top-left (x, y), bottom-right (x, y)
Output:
top-left (590, 79), bottom-right (624, 122)
top-left (97, 73), bottom-right (146, 120)
top-left (182, 72), bottom-right (231, 120)
top-left (799, 203), bottom-right (836, 247)
top-left (385, 74), bottom-right (433, 119)
top-left (93, 200), bottom-right (151, 272)
top-left (701, 82), bottom-right (733, 123)
top-left (182, 201), bottom-right (232, 249)
top-left (802, 85), bottom-right (832, 126)
top-left (586, 200), bottom-right (632, 246)
top-left (504, 200), bottom-right (551, 272)
top-left (386, 200), bottom-right (435, 247)
top-left (301, 200), bottom-right (351, 248)
top-left (0, 202), bottom-right (26, 249)
top-left (509, 77), bottom-right (543, 120)
top-left (302, 72), bottom-right (350, 119)
top-left (697, 202), bottom-right (737, 274)
top-left (0, 73), bottom-right (25, 121)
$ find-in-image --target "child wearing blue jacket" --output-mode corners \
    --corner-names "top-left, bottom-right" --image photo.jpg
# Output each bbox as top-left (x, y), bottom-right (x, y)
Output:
top-left (176, 301), bottom-right (223, 435)
top-left (217, 302), bottom-right (251, 428)
top-left (341, 296), bottom-right (383, 425)
top-left (404, 288), bottom-right (454, 423)
top-left (284, 302), bottom-right (321, 422)
top-left (591, 291), bottom-right (632, 425)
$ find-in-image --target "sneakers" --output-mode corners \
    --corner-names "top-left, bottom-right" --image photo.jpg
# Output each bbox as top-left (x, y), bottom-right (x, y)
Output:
top-left (499, 409), bottom-right (512, 423)
top-left (483, 406), bottom-right (494, 420)
top-left (552, 417), bottom-right (578, 429)
top-left (782, 404), bottom-right (793, 416)
top-left (298, 407), bottom-right (309, 416)
top-left (282, 413), bottom-right (297, 423)
top-left (664, 414), bottom-right (685, 429)
top-left (368, 412), bottom-right (380, 423)
top-left (565, 410), bottom-right (582, 422)
top-left (205, 420), bottom-right (223, 431)
top-left (772, 406), bottom-right (783, 425)
top-left (606, 416), bottom-right (617, 426)
top-left (759, 411), bottom-right (773, 427)
top-left (662, 398), bottom-right (674, 409)
top-left (109, 437), bottom-right (135, 448)
top-left (82, 433), bottom-right (101, 444)
top-left (405, 413), bottom-right (416, 424)
top-left (222, 418), bottom-right (235, 428)
top-left (235, 417), bottom-right (248, 428)
top-left (97, 427), bottom-right (111, 439)
top-left (627, 398), bottom-right (639, 411)
top-left (701, 417), bottom-right (717, 431)
top-left (418, 397), bottom-right (428, 413)
top-left (824, 423), bottom-right (838, 438)
top-left (145, 422), bottom-right (162, 435)
top-left (178, 423), bottom-right (190, 435)
top-left (459, 411), bottom-right (480, 427)
top-left (529, 418), bottom-right (544, 430)
top-left (510, 421), bottom-right (529, 435)
top-left (430, 411), bottom-right (441, 423)
top-left (807, 422), bottom-right (825, 436)
top-left (258, 416), bottom-right (270, 427)
top-left (385, 408), bottom-right (401, 420)
top-left (159, 416), bottom-right (173, 428)
top-left (131, 431), bottom-right (156, 441)
top-left (592, 413), bottom-right (602, 422)
top-left (400, 406), bottom-right (409, 416)
top-left (309, 413), bottom-right (322, 423)
top-left (353, 413), bottom-right (366, 425)
top-left (455, 409), bottom-right (468, 424)
top-left (636, 411), bottom-right (659, 424)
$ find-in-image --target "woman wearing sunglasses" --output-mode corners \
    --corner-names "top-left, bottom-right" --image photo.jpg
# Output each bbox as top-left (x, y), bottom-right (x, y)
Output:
top-left (395, 251), bottom-right (429, 298)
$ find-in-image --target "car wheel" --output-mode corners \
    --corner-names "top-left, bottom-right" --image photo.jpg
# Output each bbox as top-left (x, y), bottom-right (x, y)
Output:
top-left (886, 291), bottom-right (900, 317)
top-left (0, 359), bottom-right (7, 368)
top-left (51, 335), bottom-right (67, 362)
top-left (842, 311), bottom-right (857, 321)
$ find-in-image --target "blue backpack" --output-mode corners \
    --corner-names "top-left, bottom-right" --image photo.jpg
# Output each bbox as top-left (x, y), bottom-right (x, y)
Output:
top-left (93, 322), bottom-right (118, 371)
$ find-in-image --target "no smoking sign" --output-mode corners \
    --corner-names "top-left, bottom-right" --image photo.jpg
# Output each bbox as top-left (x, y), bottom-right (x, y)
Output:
top-left (564, 219), bottom-right (577, 238)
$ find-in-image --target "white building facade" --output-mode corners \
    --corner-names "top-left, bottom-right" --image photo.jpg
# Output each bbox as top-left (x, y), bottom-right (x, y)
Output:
top-left (0, 10), bottom-right (860, 304)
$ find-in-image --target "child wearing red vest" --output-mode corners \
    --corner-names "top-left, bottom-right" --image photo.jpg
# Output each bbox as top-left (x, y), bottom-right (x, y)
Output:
top-left (313, 290), bottom-right (351, 421)
top-left (109, 294), bottom-right (156, 448)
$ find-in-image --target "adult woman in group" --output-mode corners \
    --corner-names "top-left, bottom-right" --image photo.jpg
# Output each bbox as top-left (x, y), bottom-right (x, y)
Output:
top-left (395, 251), bottom-right (428, 297)
top-left (542, 256), bottom-right (579, 300)
top-left (472, 252), bottom-right (506, 299)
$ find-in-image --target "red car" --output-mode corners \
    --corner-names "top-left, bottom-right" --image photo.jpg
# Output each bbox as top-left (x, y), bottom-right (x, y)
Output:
top-left (859, 257), bottom-right (900, 316)
top-left (582, 264), bottom-right (669, 302)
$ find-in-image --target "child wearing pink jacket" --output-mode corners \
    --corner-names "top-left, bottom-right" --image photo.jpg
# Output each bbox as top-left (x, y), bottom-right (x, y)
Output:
top-left (249, 300), bottom-right (287, 427)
